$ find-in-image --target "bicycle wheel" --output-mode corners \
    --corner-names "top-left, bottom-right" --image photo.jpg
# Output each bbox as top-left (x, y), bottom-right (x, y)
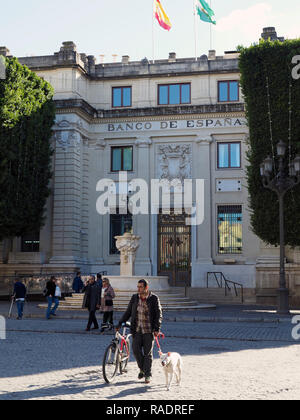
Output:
top-left (103, 343), bottom-right (119, 383)
top-left (119, 338), bottom-right (131, 374)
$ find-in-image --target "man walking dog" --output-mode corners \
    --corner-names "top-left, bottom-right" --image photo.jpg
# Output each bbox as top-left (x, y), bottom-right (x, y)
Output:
top-left (117, 279), bottom-right (162, 384)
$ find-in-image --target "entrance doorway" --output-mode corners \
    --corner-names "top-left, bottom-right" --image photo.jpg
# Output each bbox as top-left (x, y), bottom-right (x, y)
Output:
top-left (158, 211), bottom-right (191, 287)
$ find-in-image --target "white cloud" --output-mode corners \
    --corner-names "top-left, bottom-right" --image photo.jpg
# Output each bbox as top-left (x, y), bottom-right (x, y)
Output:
top-left (285, 25), bottom-right (300, 40)
top-left (215, 3), bottom-right (274, 40)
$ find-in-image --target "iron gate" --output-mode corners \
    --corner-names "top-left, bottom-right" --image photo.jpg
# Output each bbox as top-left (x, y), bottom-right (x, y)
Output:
top-left (158, 211), bottom-right (191, 287)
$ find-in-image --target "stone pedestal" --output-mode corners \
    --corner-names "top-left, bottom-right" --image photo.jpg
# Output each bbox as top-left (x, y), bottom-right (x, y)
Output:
top-left (115, 232), bottom-right (141, 276)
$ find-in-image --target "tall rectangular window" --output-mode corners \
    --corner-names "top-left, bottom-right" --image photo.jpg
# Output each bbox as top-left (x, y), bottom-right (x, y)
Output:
top-left (217, 205), bottom-right (242, 254)
top-left (111, 146), bottom-right (133, 172)
top-left (110, 211), bottom-right (133, 254)
top-left (217, 142), bottom-right (241, 169)
top-left (112, 87), bottom-right (132, 108)
top-left (158, 83), bottom-right (191, 105)
top-left (218, 81), bottom-right (239, 102)
top-left (21, 232), bottom-right (40, 252)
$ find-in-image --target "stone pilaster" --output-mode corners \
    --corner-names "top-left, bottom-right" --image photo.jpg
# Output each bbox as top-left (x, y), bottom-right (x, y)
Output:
top-left (192, 136), bottom-right (214, 286)
top-left (81, 136), bottom-right (90, 263)
top-left (134, 137), bottom-right (152, 275)
top-left (49, 127), bottom-right (83, 267)
top-left (89, 138), bottom-right (106, 266)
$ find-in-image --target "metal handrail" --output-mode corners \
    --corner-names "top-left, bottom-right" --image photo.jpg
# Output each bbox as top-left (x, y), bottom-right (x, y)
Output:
top-left (207, 272), bottom-right (244, 303)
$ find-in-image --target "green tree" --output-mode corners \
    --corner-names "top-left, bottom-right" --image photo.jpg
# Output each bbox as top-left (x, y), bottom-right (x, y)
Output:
top-left (239, 39), bottom-right (300, 247)
top-left (0, 57), bottom-right (55, 256)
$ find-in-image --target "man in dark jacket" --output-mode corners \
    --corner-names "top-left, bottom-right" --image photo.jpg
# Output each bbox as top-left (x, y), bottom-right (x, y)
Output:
top-left (82, 275), bottom-right (101, 331)
top-left (117, 279), bottom-right (162, 384)
top-left (45, 276), bottom-right (57, 320)
top-left (72, 272), bottom-right (83, 293)
top-left (13, 278), bottom-right (27, 320)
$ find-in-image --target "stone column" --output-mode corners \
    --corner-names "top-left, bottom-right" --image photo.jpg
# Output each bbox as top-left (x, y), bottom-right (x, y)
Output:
top-left (192, 136), bottom-right (214, 287)
top-left (134, 137), bottom-right (152, 275)
top-left (49, 127), bottom-right (83, 268)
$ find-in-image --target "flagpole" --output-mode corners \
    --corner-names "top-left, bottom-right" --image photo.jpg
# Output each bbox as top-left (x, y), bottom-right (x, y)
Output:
top-left (210, 0), bottom-right (213, 50)
top-left (193, 0), bottom-right (197, 60)
top-left (152, 0), bottom-right (155, 63)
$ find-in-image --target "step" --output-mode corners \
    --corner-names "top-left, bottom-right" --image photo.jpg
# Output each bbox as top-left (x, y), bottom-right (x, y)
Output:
top-left (38, 303), bottom-right (216, 311)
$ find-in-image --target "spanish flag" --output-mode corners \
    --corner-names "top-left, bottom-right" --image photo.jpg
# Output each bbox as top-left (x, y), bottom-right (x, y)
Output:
top-left (154, 0), bottom-right (172, 31)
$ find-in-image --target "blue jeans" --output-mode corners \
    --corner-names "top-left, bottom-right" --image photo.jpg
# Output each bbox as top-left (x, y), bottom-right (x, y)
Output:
top-left (46, 297), bottom-right (59, 319)
top-left (16, 300), bottom-right (24, 319)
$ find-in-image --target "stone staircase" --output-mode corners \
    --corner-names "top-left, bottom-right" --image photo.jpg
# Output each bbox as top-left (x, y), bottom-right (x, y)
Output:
top-left (191, 288), bottom-right (244, 305)
top-left (40, 288), bottom-right (216, 311)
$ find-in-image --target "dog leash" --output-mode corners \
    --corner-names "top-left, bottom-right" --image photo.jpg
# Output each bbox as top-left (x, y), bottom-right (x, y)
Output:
top-left (155, 332), bottom-right (165, 354)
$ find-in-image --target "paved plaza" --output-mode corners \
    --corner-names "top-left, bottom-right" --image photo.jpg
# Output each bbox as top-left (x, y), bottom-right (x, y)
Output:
top-left (0, 304), bottom-right (300, 400)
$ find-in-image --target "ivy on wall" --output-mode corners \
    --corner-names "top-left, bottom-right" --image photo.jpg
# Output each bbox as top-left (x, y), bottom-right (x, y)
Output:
top-left (239, 39), bottom-right (300, 247)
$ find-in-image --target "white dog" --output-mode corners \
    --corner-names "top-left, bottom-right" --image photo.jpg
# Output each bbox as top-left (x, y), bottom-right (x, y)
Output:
top-left (159, 351), bottom-right (183, 391)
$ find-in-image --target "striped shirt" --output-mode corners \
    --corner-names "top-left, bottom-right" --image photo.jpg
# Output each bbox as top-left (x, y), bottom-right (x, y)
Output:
top-left (136, 293), bottom-right (152, 334)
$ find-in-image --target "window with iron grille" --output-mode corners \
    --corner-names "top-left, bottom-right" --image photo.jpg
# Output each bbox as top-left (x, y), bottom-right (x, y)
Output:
top-left (217, 205), bottom-right (242, 254)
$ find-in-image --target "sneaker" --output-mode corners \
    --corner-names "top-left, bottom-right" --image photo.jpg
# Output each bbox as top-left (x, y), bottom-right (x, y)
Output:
top-left (138, 371), bottom-right (144, 380)
top-left (145, 376), bottom-right (151, 384)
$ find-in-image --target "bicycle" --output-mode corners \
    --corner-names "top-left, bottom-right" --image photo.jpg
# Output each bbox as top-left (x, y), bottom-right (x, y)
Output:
top-left (102, 321), bottom-right (132, 384)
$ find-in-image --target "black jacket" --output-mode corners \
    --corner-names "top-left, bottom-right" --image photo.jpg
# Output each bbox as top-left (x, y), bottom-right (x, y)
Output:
top-left (82, 283), bottom-right (101, 311)
top-left (46, 281), bottom-right (56, 297)
top-left (118, 293), bottom-right (163, 335)
top-left (13, 282), bottom-right (27, 299)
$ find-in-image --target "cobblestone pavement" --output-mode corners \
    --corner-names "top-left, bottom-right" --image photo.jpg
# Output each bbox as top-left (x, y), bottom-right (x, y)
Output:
top-left (0, 318), bottom-right (300, 400)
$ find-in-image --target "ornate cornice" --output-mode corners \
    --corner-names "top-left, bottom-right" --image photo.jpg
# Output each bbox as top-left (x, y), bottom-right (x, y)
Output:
top-left (55, 99), bottom-right (246, 124)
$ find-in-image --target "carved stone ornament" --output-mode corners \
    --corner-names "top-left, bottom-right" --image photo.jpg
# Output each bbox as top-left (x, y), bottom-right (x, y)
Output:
top-left (55, 130), bottom-right (81, 152)
top-left (89, 138), bottom-right (106, 150)
top-left (56, 120), bottom-right (71, 128)
top-left (157, 144), bottom-right (192, 181)
top-left (195, 136), bottom-right (213, 145)
top-left (135, 137), bottom-right (152, 147)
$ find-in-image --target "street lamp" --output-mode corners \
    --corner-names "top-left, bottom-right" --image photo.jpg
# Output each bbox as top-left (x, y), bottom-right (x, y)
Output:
top-left (260, 143), bottom-right (300, 315)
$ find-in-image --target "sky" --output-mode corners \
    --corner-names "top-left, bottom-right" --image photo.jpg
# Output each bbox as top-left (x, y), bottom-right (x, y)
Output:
top-left (1, 0), bottom-right (300, 62)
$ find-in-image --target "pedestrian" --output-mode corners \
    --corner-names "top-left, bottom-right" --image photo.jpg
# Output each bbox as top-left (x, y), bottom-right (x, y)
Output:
top-left (96, 273), bottom-right (103, 299)
top-left (72, 271), bottom-right (84, 294)
top-left (82, 275), bottom-right (101, 331)
top-left (117, 279), bottom-right (162, 384)
top-left (51, 280), bottom-right (62, 317)
top-left (45, 276), bottom-right (57, 320)
top-left (100, 278), bottom-right (115, 332)
top-left (13, 278), bottom-right (27, 320)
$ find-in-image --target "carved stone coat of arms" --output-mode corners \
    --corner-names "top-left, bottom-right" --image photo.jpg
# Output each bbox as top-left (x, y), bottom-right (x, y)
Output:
top-left (157, 144), bottom-right (192, 181)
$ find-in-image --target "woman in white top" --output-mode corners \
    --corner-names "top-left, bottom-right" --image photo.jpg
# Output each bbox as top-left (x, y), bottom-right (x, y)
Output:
top-left (50, 280), bottom-right (61, 317)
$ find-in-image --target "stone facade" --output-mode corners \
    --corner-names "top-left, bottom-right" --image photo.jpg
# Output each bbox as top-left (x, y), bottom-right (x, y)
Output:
top-left (1, 29), bottom-right (300, 305)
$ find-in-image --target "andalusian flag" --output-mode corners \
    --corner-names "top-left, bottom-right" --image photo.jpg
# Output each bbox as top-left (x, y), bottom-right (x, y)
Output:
top-left (154, 0), bottom-right (172, 31)
top-left (196, 0), bottom-right (216, 25)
